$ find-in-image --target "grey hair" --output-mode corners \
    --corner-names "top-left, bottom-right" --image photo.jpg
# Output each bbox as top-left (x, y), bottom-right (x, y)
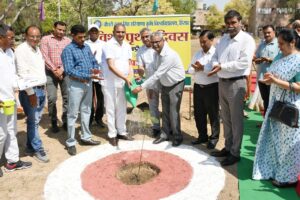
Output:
top-left (139, 27), bottom-right (151, 35)
top-left (292, 20), bottom-right (300, 29)
top-left (151, 31), bottom-right (164, 40)
top-left (0, 23), bottom-right (10, 37)
top-left (113, 23), bottom-right (125, 31)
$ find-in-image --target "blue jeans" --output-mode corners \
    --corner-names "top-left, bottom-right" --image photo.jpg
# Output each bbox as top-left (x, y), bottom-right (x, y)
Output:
top-left (19, 88), bottom-right (46, 152)
top-left (66, 79), bottom-right (93, 147)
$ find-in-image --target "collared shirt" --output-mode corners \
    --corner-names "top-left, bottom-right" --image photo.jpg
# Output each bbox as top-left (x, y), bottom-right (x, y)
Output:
top-left (15, 42), bottom-right (46, 95)
top-left (208, 31), bottom-right (256, 78)
top-left (85, 39), bottom-right (106, 66)
top-left (141, 42), bottom-right (185, 88)
top-left (255, 38), bottom-right (280, 80)
top-left (187, 46), bottom-right (218, 85)
top-left (61, 40), bottom-right (99, 81)
top-left (102, 37), bottom-right (132, 88)
top-left (0, 48), bottom-right (17, 101)
top-left (40, 34), bottom-right (71, 72)
top-left (136, 45), bottom-right (159, 89)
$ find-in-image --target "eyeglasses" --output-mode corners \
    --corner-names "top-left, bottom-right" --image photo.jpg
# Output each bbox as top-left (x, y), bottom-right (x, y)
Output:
top-left (151, 39), bottom-right (162, 45)
top-left (28, 35), bottom-right (41, 39)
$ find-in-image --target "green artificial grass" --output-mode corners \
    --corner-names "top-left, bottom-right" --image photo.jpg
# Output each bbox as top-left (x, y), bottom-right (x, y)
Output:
top-left (238, 109), bottom-right (299, 200)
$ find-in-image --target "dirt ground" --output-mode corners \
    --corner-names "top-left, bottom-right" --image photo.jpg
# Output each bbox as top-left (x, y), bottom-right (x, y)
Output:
top-left (0, 39), bottom-right (239, 200)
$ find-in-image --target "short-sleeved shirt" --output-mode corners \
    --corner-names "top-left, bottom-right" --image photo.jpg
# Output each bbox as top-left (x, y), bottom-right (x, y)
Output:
top-left (102, 37), bottom-right (132, 88)
top-left (255, 38), bottom-right (280, 80)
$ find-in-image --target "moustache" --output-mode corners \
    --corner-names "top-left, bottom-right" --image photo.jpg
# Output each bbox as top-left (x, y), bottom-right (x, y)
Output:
top-left (226, 27), bottom-right (237, 32)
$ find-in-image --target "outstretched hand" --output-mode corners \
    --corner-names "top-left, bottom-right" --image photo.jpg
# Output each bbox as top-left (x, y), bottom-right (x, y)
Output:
top-left (132, 86), bottom-right (142, 94)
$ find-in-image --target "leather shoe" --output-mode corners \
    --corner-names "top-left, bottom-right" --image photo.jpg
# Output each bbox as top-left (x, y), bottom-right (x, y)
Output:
top-left (153, 137), bottom-right (168, 144)
top-left (152, 129), bottom-right (161, 138)
top-left (172, 139), bottom-right (183, 147)
top-left (81, 139), bottom-right (101, 146)
top-left (207, 140), bottom-right (217, 149)
top-left (210, 148), bottom-right (230, 157)
top-left (272, 180), bottom-right (297, 188)
top-left (67, 146), bottom-right (76, 156)
top-left (117, 134), bottom-right (134, 141)
top-left (220, 154), bottom-right (240, 166)
top-left (96, 120), bottom-right (106, 128)
top-left (191, 138), bottom-right (208, 145)
top-left (108, 137), bottom-right (118, 146)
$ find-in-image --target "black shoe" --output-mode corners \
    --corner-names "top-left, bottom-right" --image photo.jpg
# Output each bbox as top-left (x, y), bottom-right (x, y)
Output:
top-left (81, 139), bottom-right (101, 145)
top-left (96, 120), bottom-right (106, 128)
top-left (153, 137), bottom-right (168, 144)
top-left (207, 140), bottom-right (217, 149)
top-left (0, 168), bottom-right (3, 177)
top-left (51, 122), bottom-right (59, 133)
top-left (152, 129), bottom-right (161, 138)
top-left (272, 180), bottom-right (297, 188)
top-left (220, 154), bottom-right (240, 166)
top-left (191, 138), bottom-right (208, 145)
top-left (108, 137), bottom-right (118, 146)
top-left (117, 134), bottom-right (134, 141)
top-left (67, 146), bottom-right (76, 156)
top-left (62, 123), bottom-right (67, 131)
top-left (210, 148), bottom-right (230, 157)
top-left (172, 139), bottom-right (183, 147)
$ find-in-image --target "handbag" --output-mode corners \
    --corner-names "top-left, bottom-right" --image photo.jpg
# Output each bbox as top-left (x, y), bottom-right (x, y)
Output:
top-left (269, 83), bottom-right (299, 128)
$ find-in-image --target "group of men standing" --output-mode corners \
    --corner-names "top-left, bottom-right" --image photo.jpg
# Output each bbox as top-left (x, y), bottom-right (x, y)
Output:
top-left (0, 9), bottom-right (260, 179)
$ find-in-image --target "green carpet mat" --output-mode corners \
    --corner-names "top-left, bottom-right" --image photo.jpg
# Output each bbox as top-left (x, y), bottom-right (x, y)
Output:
top-left (238, 109), bottom-right (299, 200)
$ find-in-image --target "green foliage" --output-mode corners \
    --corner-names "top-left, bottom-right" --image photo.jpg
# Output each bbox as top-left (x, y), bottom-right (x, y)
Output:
top-left (206, 4), bottom-right (224, 30)
top-left (116, 0), bottom-right (175, 16)
top-left (224, 0), bottom-right (254, 24)
top-left (168, 0), bottom-right (196, 14)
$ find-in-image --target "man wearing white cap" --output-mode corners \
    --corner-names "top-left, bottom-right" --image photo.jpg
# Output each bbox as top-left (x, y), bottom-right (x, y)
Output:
top-left (85, 24), bottom-right (106, 127)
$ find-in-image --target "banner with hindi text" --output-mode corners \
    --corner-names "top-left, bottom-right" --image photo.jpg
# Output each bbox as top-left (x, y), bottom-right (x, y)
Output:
top-left (88, 15), bottom-right (191, 71)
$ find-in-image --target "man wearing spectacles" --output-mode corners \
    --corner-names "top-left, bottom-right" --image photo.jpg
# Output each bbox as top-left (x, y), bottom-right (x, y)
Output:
top-left (136, 28), bottom-right (161, 138)
top-left (133, 31), bottom-right (185, 147)
top-left (15, 25), bottom-right (49, 163)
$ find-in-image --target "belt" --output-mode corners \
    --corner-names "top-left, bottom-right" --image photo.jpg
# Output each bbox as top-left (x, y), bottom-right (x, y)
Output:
top-left (196, 82), bottom-right (218, 88)
top-left (70, 76), bottom-right (89, 84)
top-left (220, 76), bottom-right (246, 82)
top-left (33, 85), bottom-right (45, 89)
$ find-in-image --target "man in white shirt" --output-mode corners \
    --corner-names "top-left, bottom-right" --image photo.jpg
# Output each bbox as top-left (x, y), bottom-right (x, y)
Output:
top-left (133, 31), bottom-right (185, 147)
top-left (15, 25), bottom-right (49, 163)
top-left (102, 23), bottom-right (134, 146)
top-left (187, 30), bottom-right (220, 149)
top-left (136, 28), bottom-right (160, 137)
top-left (208, 10), bottom-right (256, 166)
top-left (0, 24), bottom-right (32, 177)
top-left (85, 24), bottom-right (106, 128)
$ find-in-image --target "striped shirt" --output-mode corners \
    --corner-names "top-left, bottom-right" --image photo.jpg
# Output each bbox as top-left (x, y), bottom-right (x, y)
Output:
top-left (61, 40), bottom-right (99, 80)
top-left (40, 34), bottom-right (71, 72)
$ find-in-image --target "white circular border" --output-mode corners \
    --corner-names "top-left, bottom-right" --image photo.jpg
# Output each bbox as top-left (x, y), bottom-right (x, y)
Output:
top-left (44, 141), bottom-right (225, 200)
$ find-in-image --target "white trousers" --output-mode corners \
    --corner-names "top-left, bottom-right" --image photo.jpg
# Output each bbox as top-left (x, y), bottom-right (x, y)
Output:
top-left (0, 105), bottom-right (19, 164)
top-left (102, 86), bottom-right (127, 138)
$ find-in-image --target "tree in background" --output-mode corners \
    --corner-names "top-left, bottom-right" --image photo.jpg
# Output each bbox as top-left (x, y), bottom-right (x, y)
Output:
top-left (287, 0), bottom-right (300, 21)
top-left (169, 0), bottom-right (196, 14)
top-left (116, 0), bottom-right (175, 16)
top-left (224, 0), bottom-right (254, 25)
top-left (206, 4), bottom-right (224, 30)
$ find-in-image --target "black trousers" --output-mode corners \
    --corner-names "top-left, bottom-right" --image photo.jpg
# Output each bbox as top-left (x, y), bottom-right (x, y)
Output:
top-left (258, 82), bottom-right (270, 113)
top-left (193, 82), bottom-right (220, 142)
top-left (90, 82), bottom-right (104, 123)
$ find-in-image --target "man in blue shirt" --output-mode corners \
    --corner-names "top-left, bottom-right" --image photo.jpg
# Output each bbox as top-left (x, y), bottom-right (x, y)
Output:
top-left (254, 25), bottom-right (279, 114)
top-left (61, 24), bottom-right (101, 156)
